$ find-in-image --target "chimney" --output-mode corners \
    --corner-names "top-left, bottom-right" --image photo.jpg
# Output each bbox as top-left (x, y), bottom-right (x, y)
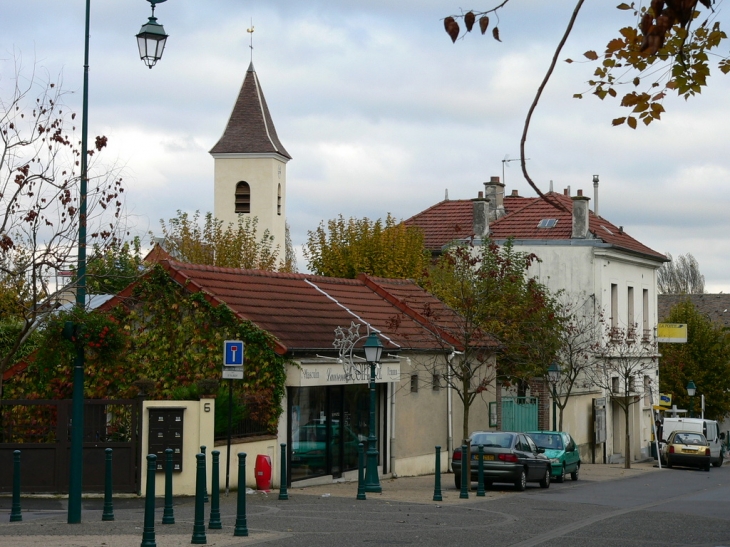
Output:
top-left (472, 191), bottom-right (490, 239)
top-left (572, 189), bottom-right (591, 239)
top-left (510, 189), bottom-right (520, 197)
top-left (483, 176), bottom-right (505, 222)
top-left (593, 175), bottom-right (599, 217)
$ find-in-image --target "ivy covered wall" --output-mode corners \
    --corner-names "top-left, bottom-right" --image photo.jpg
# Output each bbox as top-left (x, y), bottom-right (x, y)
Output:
top-left (4, 265), bottom-right (289, 432)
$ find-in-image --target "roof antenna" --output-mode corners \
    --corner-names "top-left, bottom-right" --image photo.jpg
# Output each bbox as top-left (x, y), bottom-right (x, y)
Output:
top-left (247, 21), bottom-right (255, 63)
top-left (502, 154), bottom-right (530, 187)
top-left (445, 189), bottom-right (449, 201)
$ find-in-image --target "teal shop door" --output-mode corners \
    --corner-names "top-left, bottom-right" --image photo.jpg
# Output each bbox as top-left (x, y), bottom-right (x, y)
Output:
top-left (501, 397), bottom-right (538, 431)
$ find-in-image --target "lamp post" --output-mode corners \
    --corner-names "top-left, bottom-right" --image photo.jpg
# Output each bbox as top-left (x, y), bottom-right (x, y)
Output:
top-left (363, 332), bottom-right (383, 493)
top-left (67, 0), bottom-right (169, 524)
top-left (547, 362), bottom-right (561, 432)
top-left (687, 380), bottom-right (697, 418)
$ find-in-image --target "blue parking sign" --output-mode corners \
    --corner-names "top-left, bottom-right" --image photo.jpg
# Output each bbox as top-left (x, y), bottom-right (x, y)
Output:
top-left (224, 340), bottom-right (244, 366)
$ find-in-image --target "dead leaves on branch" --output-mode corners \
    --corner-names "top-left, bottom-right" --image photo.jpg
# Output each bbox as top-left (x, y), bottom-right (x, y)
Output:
top-left (566, 1), bottom-right (727, 128)
top-left (443, 9), bottom-right (501, 43)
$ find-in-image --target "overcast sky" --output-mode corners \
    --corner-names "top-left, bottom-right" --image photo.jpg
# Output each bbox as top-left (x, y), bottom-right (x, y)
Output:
top-left (5, 0), bottom-right (730, 290)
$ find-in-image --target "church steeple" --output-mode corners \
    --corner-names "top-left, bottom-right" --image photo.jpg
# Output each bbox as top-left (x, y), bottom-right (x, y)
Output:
top-left (210, 63), bottom-right (291, 159)
top-left (210, 62), bottom-right (290, 258)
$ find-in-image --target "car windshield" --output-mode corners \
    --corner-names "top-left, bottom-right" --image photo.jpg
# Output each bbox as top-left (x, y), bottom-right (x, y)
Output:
top-left (527, 433), bottom-right (564, 450)
top-left (471, 432), bottom-right (514, 448)
top-left (673, 432), bottom-right (706, 445)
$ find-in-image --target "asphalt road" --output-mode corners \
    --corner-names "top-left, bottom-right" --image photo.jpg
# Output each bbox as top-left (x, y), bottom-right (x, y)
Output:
top-left (2, 464), bottom-right (730, 546)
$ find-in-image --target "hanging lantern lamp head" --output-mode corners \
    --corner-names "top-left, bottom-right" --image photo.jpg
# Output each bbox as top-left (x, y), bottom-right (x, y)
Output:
top-left (136, 0), bottom-right (168, 69)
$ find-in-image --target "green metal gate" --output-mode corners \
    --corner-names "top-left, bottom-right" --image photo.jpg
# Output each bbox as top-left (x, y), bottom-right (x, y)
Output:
top-left (501, 397), bottom-right (538, 431)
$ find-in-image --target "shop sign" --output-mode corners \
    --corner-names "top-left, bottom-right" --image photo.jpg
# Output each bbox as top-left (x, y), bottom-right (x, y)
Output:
top-left (297, 362), bottom-right (401, 386)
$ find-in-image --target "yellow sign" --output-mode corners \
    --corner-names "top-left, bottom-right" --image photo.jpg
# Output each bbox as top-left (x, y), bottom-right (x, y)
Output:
top-left (657, 323), bottom-right (687, 343)
top-left (658, 393), bottom-right (672, 408)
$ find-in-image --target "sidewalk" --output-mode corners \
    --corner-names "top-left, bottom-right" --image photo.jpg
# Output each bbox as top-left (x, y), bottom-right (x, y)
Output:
top-left (0, 462), bottom-right (660, 547)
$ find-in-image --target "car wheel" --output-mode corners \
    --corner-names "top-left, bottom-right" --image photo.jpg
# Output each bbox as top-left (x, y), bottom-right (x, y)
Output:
top-left (454, 473), bottom-right (461, 490)
top-left (539, 468), bottom-right (551, 489)
top-left (556, 465), bottom-right (565, 483)
top-left (570, 463), bottom-right (580, 481)
top-left (713, 453), bottom-right (723, 468)
top-left (514, 469), bottom-right (527, 491)
top-left (705, 463), bottom-right (711, 472)
top-left (666, 459), bottom-right (672, 469)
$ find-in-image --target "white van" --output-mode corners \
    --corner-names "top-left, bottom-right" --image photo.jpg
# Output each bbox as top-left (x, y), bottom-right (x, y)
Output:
top-left (659, 417), bottom-right (724, 467)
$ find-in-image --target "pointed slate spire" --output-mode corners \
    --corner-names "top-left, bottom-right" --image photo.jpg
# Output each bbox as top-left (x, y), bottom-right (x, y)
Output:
top-left (210, 62), bottom-right (291, 159)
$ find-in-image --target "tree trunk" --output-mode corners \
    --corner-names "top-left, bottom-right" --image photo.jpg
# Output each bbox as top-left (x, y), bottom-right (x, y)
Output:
top-left (624, 400), bottom-right (631, 469)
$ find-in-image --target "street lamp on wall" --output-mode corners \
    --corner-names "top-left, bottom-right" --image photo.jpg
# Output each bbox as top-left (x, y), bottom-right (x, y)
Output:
top-left (68, 0), bottom-right (169, 525)
top-left (547, 362), bottom-right (561, 432)
top-left (363, 332), bottom-right (383, 493)
top-left (687, 380), bottom-right (697, 418)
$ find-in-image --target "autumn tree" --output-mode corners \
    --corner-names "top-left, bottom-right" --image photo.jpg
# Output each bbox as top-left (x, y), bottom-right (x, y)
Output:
top-left (591, 324), bottom-right (658, 469)
top-left (0, 66), bottom-right (125, 391)
top-left (82, 237), bottom-right (146, 294)
top-left (443, 1), bottom-right (728, 202)
top-left (659, 299), bottom-right (730, 420)
top-left (156, 211), bottom-right (290, 272)
top-left (658, 252), bottom-right (705, 294)
top-left (423, 239), bottom-right (563, 443)
top-left (552, 294), bottom-right (600, 431)
top-left (304, 213), bottom-right (430, 280)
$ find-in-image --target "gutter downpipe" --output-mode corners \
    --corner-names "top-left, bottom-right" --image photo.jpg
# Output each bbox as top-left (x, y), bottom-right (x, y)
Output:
top-left (390, 380), bottom-right (397, 477)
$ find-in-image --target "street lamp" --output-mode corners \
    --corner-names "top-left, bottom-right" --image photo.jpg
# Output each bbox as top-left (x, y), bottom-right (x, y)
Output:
top-left (547, 362), bottom-right (561, 432)
top-left (68, 0), bottom-right (169, 524)
top-left (363, 332), bottom-right (383, 493)
top-left (136, 0), bottom-right (169, 68)
top-left (687, 380), bottom-right (697, 418)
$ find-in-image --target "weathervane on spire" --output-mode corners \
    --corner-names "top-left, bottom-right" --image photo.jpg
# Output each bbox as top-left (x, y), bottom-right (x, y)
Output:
top-left (247, 21), bottom-right (254, 62)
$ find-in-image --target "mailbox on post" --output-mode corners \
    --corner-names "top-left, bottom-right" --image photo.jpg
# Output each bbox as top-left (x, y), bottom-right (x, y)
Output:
top-left (148, 408), bottom-right (185, 472)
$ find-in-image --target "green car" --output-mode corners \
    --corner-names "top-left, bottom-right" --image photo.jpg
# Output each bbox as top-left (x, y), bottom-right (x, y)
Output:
top-left (526, 431), bottom-right (580, 483)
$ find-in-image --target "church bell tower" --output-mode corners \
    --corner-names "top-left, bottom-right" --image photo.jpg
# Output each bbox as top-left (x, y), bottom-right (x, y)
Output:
top-left (209, 61), bottom-right (291, 255)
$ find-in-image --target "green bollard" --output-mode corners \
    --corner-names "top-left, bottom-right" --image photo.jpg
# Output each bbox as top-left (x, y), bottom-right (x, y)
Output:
top-left (433, 445), bottom-right (443, 502)
top-left (200, 445), bottom-right (209, 503)
top-left (476, 444), bottom-right (485, 496)
top-left (140, 454), bottom-right (157, 547)
top-left (356, 442), bottom-right (366, 501)
top-left (102, 448), bottom-right (115, 521)
top-left (278, 443), bottom-right (289, 500)
top-left (162, 448), bottom-right (175, 525)
top-left (10, 450), bottom-right (21, 522)
top-left (209, 450), bottom-right (222, 530)
top-left (191, 453), bottom-right (207, 544)
top-left (234, 453), bottom-right (249, 537)
top-left (459, 444), bottom-right (469, 499)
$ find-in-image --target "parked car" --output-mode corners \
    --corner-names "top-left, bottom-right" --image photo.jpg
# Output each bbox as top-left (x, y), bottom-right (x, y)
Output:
top-left (660, 418), bottom-right (724, 467)
top-left (451, 431), bottom-right (551, 491)
top-left (661, 430), bottom-right (711, 471)
top-left (526, 431), bottom-right (581, 482)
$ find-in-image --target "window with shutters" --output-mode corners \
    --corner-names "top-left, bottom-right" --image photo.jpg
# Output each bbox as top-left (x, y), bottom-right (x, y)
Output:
top-left (235, 181), bottom-right (251, 214)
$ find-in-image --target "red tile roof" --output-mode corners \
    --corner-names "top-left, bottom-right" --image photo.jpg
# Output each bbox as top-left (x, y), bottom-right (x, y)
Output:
top-left (405, 193), bottom-right (665, 261)
top-left (102, 261), bottom-right (498, 356)
top-left (209, 63), bottom-right (291, 159)
top-left (404, 196), bottom-right (534, 251)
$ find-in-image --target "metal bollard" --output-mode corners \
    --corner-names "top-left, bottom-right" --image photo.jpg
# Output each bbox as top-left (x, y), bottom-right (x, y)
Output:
top-left (357, 442), bottom-right (366, 501)
top-left (433, 445), bottom-right (443, 502)
top-left (209, 450), bottom-right (222, 530)
top-left (140, 454), bottom-right (157, 547)
top-left (459, 444), bottom-right (469, 499)
top-left (102, 448), bottom-right (114, 521)
top-left (200, 445), bottom-right (209, 503)
top-left (278, 443), bottom-right (289, 500)
top-left (191, 453), bottom-right (207, 544)
top-left (162, 448), bottom-right (175, 524)
top-left (234, 453), bottom-right (249, 537)
top-left (10, 450), bottom-right (21, 522)
top-left (476, 444), bottom-right (485, 496)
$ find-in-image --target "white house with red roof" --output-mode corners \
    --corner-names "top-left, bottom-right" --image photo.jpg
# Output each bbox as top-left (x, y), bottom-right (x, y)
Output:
top-left (405, 178), bottom-right (667, 465)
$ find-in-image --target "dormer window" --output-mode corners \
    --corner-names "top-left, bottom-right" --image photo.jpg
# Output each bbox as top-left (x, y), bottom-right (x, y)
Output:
top-left (235, 181), bottom-right (251, 214)
top-left (537, 219), bottom-right (558, 228)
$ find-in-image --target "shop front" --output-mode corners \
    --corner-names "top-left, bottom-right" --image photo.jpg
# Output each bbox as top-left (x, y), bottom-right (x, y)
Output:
top-left (287, 359), bottom-right (400, 482)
